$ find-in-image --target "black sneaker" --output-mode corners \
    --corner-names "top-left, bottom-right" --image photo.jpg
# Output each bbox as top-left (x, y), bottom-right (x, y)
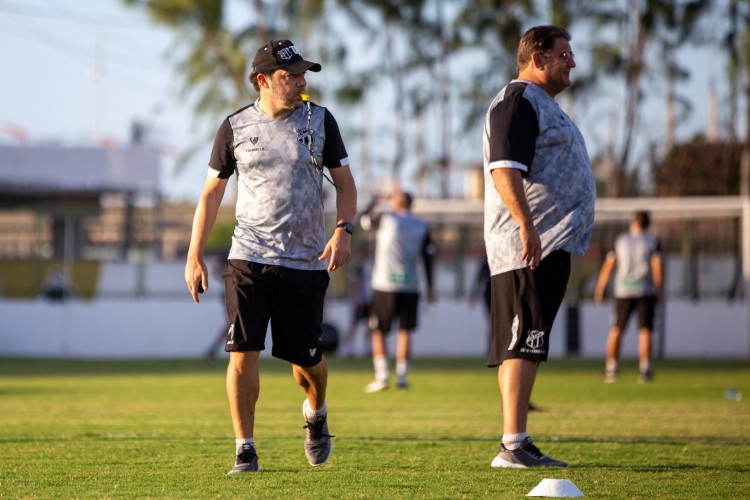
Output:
top-left (638, 369), bottom-right (653, 384)
top-left (227, 443), bottom-right (260, 474)
top-left (490, 437), bottom-right (568, 468)
top-left (302, 400), bottom-right (334, 466)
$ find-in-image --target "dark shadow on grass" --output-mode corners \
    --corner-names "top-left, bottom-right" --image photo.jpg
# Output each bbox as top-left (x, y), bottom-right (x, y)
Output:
top-left (571, 463), bottom-right (750, 473)
top-left (0, 357), bottom-right (295, 377)
top-left (547, 435), bottom-right (750, 446)
top-left (336, 435), bottom-right (750, 446)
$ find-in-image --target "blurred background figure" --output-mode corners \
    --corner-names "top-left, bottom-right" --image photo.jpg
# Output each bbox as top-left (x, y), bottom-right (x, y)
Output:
top-left (364, 191), bottom-right (436, 392)
top-left (338, 243), bottom-right (373, 358)
top-left (202, 250), bottom-right (230, 366)
top-left (594, 210), bottom-right (664, 384)
top-left (40, 267), bottom-right (75, 301)
top-left (468, 252), bottom-right (491, 354)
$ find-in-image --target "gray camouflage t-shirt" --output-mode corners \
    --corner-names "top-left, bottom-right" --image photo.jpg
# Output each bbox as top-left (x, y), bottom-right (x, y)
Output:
top-left (370, 212), bottom-right (432, 293)
top-left (483, 81), bottom-right (596, 275)
top-left (208, 99), bottom-right (348, 270)
top-left (611, 232), bottom-right (660, 298)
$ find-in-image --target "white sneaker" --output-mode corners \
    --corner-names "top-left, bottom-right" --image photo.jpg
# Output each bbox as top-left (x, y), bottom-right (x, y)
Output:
top-left (364, 379), bottom-right (388, 393)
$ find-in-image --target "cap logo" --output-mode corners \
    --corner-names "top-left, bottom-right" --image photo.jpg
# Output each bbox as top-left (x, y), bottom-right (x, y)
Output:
top-left (278, 45), bottom-right (300, 61)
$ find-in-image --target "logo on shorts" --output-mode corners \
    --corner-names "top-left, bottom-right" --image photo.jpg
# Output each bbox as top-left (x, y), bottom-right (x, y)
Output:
top-left (249, 137), bottom-right (259, 145)
top-left (525, 330), bottom-right (545, 350)
top-left (227, 325), bottom-right (235, 345)
top-left (508, 314), bottom-right (519, 350)
top-left (309, 348), bottom-right (317, 357)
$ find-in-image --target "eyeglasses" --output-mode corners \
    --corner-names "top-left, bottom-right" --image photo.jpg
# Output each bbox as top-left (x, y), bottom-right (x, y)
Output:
top-left (546, 50), bottom-right (575, 64)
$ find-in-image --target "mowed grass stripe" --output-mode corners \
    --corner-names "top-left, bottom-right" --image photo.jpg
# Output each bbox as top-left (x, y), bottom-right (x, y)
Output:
top-left (0, 357), bottom-right (748, 498)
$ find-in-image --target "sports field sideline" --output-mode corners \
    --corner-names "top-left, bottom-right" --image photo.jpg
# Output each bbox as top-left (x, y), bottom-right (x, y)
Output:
top-left (0, 357), bottom-right (748, 498)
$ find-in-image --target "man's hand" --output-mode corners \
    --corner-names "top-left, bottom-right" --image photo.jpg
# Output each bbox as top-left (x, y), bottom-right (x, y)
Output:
top-left (319, 229), bottom-right (351, 272)
top-left (519, 223), bottom-right (542, 269)
top-left (185, 256), bottom-right (208, 303)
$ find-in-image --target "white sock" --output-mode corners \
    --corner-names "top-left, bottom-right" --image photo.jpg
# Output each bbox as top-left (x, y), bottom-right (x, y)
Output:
top-left (639, 360), bottom-right (651, 373)
top-left (304, 400), bottom-right (327, 420)
top-left (606, 360), bottom-right (618, 374)
top-left (502, 432), bottom-right (529, 450)
top-left (396, 360), bottom-right (408, 382)
top-left (235, 437), bottom-right (254, 454)
top-left (374, 355), bottom-right (388, 382)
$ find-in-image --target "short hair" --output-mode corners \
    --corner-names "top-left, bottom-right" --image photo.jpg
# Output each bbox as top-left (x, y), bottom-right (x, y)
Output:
top-left (248, 69), bottom-right (278, 92)
top-left (517, 25), bottom-right (571, 72)
top-left (633, 211), bottom-right (651, 230)
top-left (393, 191), bottom-right (413, 210)
top-left (249, 72), bottom-right (261, 92)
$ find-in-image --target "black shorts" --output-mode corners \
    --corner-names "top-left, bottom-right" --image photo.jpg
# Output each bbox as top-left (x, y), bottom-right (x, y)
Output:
top-left (488, 250), bottom-right (570, 367)
top-left (352, 302), bottom-right (371, 323)
top-left (222, 260), bottom-right (329, 367)
top-left (613, 296), bottom-right (656, 331)
top-left (369, 290), bottom-right (420, 335)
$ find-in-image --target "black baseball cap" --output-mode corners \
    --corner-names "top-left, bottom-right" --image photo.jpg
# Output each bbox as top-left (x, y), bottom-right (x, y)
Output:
top-left (251, 40), bottom-right (322, 74)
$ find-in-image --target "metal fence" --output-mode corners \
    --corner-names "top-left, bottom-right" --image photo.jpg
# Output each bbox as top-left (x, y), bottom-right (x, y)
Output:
top-left (0, 197), bottom-right (747, 302)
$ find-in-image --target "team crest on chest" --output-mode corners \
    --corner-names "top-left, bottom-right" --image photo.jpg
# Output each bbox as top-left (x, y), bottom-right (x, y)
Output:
top-left (297, 128), bottom-right (314, 147)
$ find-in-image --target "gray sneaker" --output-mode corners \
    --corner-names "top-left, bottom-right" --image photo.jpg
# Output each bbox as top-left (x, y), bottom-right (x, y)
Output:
top-left (490, 437), bottom-right (568, 468)
top-left (227, 443), bottom-right (260, 474)
top-left (302, 401), bottom-right (334, 466)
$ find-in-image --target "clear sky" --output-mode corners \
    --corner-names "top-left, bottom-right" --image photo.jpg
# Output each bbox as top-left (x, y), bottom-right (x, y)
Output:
top-left (0, 0), bottom-right (742, 203)
top-left (0, 0), bottom-right (210, 201)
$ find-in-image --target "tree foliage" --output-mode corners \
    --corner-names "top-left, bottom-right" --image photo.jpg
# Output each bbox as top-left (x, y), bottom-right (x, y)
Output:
top-left (122, 0), bottom-right (743, 198)
top-left (655, 139), bottom-right (744, 196)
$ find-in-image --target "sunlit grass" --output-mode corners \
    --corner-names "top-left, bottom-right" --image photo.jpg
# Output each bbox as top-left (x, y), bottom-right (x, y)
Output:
top-left (0, 357), bottom-right (748, 498)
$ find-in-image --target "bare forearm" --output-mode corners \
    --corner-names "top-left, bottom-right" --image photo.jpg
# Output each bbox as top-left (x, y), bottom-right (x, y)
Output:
top-left (492, 169), bottom-right (533, 230)
top-left (492, 168), bottom-right (541, 268)
top-left (332, 167), bottom-right (357, 223)
top-left (188, 190), bottom-right (222, 260)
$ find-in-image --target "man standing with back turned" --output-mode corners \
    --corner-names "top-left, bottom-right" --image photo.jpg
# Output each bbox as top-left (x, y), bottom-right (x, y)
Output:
top-left (483, 25), bottom-right (595, 468)
top-left (594, 210), bottom-right (663, 383)
top-left (364, 191), bottom-right (435, 392)
top-left (185, 39), bottom-right (357, 474)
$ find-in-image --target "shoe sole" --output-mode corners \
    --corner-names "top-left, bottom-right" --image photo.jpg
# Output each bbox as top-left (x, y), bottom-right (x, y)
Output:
top-left (491, 456), bottom-right (527, 468)
top-left (491, 454), bottom-right (568, 468)
top-left (227, 466), bottom-right (261, 474)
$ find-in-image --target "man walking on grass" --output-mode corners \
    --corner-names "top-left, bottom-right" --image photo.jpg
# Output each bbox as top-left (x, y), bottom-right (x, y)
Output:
top-left (185, 39), bottom-right (357, 474)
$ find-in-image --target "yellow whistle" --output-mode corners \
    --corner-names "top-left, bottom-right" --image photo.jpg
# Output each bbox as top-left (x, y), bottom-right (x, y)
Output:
top-left (300, 93), bottom-right (310, 101)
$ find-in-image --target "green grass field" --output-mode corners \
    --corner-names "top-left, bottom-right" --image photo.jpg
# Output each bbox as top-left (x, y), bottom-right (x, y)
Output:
top-left (0, 356), bottom-right (748, 498)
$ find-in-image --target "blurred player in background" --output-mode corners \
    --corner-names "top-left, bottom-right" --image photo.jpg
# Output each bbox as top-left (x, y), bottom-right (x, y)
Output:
top-left (363, 191), bottom-right (435, 392)
top-left (595, 210), bottom-right (663, 383)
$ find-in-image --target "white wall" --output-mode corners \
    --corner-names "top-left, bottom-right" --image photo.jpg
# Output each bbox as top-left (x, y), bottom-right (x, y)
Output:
top-left (0, 297), bottom-right (747, 359)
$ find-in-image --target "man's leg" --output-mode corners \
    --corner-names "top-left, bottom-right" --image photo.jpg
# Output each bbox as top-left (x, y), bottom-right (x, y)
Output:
top-left (293, 356), bottom-right (328, 410)
top-left (498, 358), bottom-right (538, 435)
top-left (491, 358), bottom-right (567, 468)
top-left (396, 328), bottom-right (411, 388)
top-left (365, 330), bottom-right (389, 392)
top-left (637, 327), bottom-right (653, 382)
top-left (227, 351), bottom-right (261, 438)
top-left (604, 326), bottom-right (623, 381)
top-left (294, 357), bottom-right (333, 466)
top-left (226, 351), bottom-right (261, 474)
